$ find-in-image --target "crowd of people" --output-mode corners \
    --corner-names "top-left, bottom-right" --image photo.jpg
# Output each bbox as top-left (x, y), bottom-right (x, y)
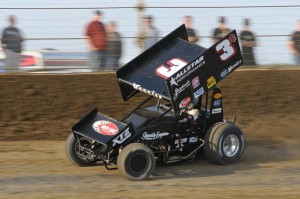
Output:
top-left (84, 10), bottom-right (122, 71)
top-left (1, 11), bottom-right (300, 72)
top-left (86, 12), bottom-right (300, 68)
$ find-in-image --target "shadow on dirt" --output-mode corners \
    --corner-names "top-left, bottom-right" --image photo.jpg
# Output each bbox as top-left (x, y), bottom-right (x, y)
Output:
top-left (151, 138), bottom-right (299, 180)
top-left (152, 157), bottom-right (259, 180)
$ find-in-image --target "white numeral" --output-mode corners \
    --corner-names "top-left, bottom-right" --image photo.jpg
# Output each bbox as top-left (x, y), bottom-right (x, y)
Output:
top-left (216, 39), bottom-right (236, 61)
top-left (156, 58), bottom-right (187, 79)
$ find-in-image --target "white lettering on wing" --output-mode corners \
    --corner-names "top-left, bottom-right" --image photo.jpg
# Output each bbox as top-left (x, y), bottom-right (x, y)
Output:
top-left (133, 84), bottom-right (162, 99)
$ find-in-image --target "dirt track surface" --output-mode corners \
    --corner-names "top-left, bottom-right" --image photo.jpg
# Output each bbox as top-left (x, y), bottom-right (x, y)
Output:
top-left (0, 69), bottom-right (300, 198)
top-left (0, 139), bottom-right (299, 199)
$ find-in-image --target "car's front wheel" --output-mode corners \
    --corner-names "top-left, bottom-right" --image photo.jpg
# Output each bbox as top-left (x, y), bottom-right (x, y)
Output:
top-left (117, 143), bottom-right (156, 181)
top-left (65, 133), bottom-right (96, 166)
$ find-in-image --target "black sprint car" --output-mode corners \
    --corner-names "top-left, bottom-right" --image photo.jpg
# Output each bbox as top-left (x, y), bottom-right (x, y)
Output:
top-left (65, 24), bottom-right (245, 180)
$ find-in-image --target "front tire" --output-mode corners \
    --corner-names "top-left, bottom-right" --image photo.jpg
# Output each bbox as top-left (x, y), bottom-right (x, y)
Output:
top-left (204, 122), bottom-right (245, 165)
top-left (65, 133), bottom-right (96, 166)
top-left (117, 143), bottom-right (156, 181)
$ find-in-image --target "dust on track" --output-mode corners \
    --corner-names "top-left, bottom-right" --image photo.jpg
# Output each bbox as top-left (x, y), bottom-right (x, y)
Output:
top-left (0, 138), bottom-right (299, 199)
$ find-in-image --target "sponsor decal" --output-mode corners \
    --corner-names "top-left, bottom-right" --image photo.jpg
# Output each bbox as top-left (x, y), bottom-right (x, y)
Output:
top-left (92, 120), bottom-right (118, 136)
top-left (220, 59), bottom-right (242, 79)
top-left (212, 108), bottom-right (222, 114)
top-left (214, 93), bottom-right (222, 99)
top-left (133, 83), bottom-right (162, 99)
top-left (192, 76), bottom-right (200, 89)
top-left (227, 59), bottom-right (242, 73)
top-left (189, 137), bottom-right (198, 143)
top-left (179, 97), bottom-right (191, 109)
top-left (141, 131), bottom-right (170, 140)
top-left (172, 56), bottom-right (205, 84)
top-left (207, 76), bottom-right (216, 89)
top-left (213, 99), bottom-right (222, 108)
top-left (220, 69), bottom-right (229, 79)
top-left (173, 80), bottom-right (190, 100)
top-left (194, 87), bottom-right (204, 99)
top-left (112, 127), bottom-right (131, 146)
top-left (174, 138), bottom-right (187, 144)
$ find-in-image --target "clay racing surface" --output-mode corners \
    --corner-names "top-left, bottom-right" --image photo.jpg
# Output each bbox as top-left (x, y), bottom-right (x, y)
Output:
top-left (0, 69), bottom-right (300, 198)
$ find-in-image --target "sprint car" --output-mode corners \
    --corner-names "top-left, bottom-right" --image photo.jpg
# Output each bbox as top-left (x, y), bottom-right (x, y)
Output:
top-left (65, 24), bottom-right (245, 180)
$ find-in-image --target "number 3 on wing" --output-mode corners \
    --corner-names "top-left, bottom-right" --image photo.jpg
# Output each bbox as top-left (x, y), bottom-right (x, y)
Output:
top-left (216, 37), bottom-right (236, 61)
top-left (155, 58), bottom-right (188, 79)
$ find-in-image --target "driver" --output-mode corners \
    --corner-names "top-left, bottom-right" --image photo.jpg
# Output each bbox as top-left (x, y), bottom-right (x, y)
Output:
top-left (185, 97), bottom-right (201, 125)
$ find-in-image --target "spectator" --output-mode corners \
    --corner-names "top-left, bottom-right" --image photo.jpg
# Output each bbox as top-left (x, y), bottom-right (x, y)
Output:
top-left (1, 15), bottom-right (24, 72)
top-left (85, 10), bottom-right (107, 71)
top-left (183, 16), bottom-right (199, 44)
top-left (140, 15), bottom-right (159, 50)
top-left (105, 21), bottom-right (122, 68)
top-left (212, 16), bottom-right (230, 44)
top-left (240, 18), bottom-right (257, 66)
top-left (287, 20), bottom-right (300, 65)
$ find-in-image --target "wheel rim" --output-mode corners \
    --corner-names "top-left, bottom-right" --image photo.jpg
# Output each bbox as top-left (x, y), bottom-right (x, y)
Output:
top-left (128, 152), bottom-right (149, 175)
top-left (223, 134), bottom-right (240, 157)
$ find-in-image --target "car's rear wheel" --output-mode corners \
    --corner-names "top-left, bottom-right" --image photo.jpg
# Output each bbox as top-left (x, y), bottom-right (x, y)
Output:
top-left (204, 122), bottom-right (245, 164)
top-left (117, 143), bottom-right (156, 181)
top-left (65, 133), bottom-right (96, 166)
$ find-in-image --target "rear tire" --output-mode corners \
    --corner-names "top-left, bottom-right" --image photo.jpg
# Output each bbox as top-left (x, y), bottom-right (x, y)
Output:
top-left (117, 143), bottom-right (156, 181)
top-left (204, 122), bottom-right (245, 165)
top-left (65, 133), bottom-right (96, 166)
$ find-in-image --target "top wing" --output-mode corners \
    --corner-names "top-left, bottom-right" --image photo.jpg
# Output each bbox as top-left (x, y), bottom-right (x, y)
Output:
top-left (116, 25), bottom-right (243, 115)
top-left (116, 24), bottom-right (206, 101)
